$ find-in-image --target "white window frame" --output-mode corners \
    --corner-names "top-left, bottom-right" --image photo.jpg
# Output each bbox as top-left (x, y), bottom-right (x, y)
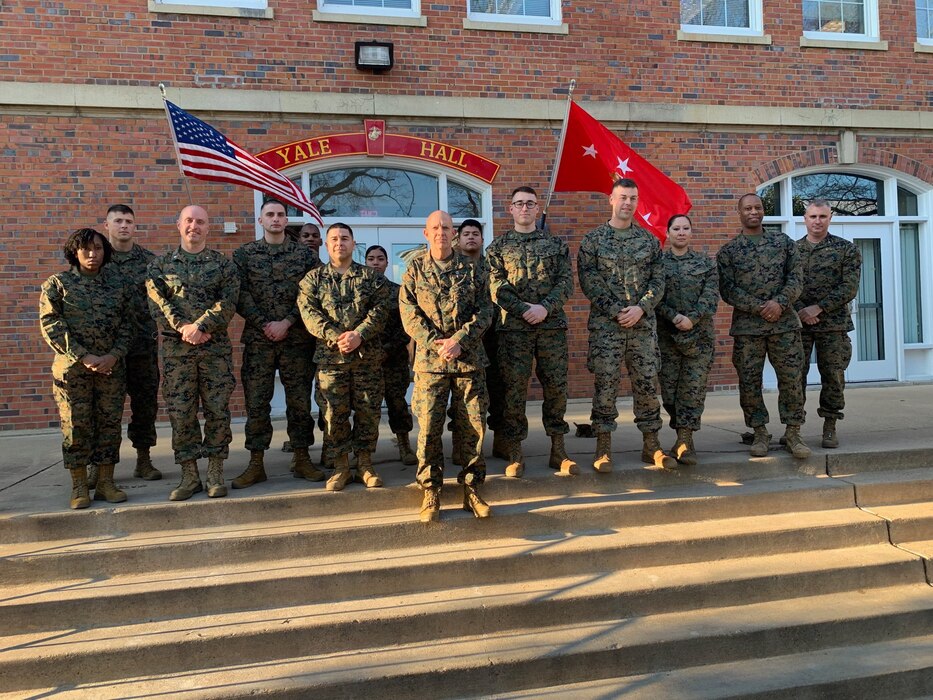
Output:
top-left (802, 0), bottom-right (880, 42)
top-left (316, 0), bottom-right (422, 21)
top-left (466, 0), bottom-right (562, 27)
top-left (679, 0), bottom-right (764, 37)
top-left (918, 0), bottom-right (933, 45)
top-left (149, 0), bottom-right (271, 18)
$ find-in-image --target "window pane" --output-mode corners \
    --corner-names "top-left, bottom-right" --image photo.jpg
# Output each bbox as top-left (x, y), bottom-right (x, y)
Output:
top-left (790, 173), bottom-right (884, 216)
top-left (757, 182), bottom-right (781, 216)
top-left (804, 0), bottom-right (864, 34)
top-left (920, 0), bottom-right (933, 39)
top-left (803, 0), bottom-right (820, 30)
top-left (326, 0), bottom-right (412, 8)
top-left (900, 224), bottom-right (923, 344)
top-left (855, 238), bottom-right (885, 361)
top-left (898, 187), bottom-right (919, 216)
top-left (472, 0), bottom-right (551, 16)
top-left (841, 1), bottom-right (864, 32)
top-left (308, 168), bottom-right (438, 218)
top-left (448, 181), bottom-right (482, 218)
top-left (681, 0), bottom-right (751, 28)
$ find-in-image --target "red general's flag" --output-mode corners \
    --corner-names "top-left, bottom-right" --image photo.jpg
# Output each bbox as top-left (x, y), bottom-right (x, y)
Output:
top-left (553, 101), bottom-right (691, 243)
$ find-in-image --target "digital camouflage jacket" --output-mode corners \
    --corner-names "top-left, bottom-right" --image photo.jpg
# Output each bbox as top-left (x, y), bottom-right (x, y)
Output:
top-left (795, 233), bottom-right (861, 333)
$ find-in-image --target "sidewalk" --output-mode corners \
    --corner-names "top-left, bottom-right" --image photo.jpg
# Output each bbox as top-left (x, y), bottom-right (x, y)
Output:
top-left (1, 383), bottom-right (931, 516)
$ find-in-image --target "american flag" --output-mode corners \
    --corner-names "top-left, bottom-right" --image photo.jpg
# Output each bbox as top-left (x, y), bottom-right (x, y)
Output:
top-left (164, 100), bottom-right (323, 225)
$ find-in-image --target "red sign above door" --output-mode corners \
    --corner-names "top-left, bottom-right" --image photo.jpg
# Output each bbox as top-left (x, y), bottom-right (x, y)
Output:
top-left (256, 121), bottom-right (501, 184)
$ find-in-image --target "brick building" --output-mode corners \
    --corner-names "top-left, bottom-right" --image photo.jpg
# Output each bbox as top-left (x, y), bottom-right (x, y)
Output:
top-left (1, 0), bottom-right (931, 430)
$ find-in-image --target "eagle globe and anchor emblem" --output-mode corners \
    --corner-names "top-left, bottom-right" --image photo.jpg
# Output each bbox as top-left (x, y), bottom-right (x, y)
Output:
top-left (368, 124), bottom-right (383, 141)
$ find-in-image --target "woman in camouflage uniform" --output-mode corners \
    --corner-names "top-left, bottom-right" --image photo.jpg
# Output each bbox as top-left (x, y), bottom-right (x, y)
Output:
top-left (656, 215), bottom-right (720, 466)
top-left (39, 229), bottom-right (136, 509)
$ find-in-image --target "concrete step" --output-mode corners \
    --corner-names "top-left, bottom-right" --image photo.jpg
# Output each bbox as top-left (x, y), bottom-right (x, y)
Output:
top-left (827, 448), bottom-right (933, 476)
top-left (844, 467), bottom-right (933, 506)
top-left (0, 510), bottom-right (903, 634)
top-left (0, 476), bottom-right (863, 584)
top-left (866, 502), bottom-right (933, 543)
top-left (488, 634), bottom-right (933, 699)
top-left (3, 583), bottom-right (931, 698)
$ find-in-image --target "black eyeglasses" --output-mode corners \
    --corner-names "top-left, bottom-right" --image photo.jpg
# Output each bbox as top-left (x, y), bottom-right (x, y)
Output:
top-left (510, 201), bottom-right (538, 209)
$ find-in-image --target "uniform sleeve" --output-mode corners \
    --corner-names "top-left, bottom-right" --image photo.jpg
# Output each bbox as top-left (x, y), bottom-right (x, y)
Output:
top-left (146, 257), bottom-right (189, 332)
top-left (577, 234), bottom-right (626, 319)
top-left (817, 243), bottom-right (862, 313)
top-left (773, 236), bottom-right (803, 309)
top-left (399, 263), bottom-right (440, 348)
top-left (354, 275), bottom-right (390, 342)
top-left (636, 240), bottom-right (666, 315)
top-left (656, 264), bottom-right (678, 322)
top-left (194, 257), bottom-right (240, 333)
top-left (717, 244), bottom-right (761, 313)
top-left (540, 238), bottom-right (574, 315)
top-left (487, 239), bottom-right (530, 318)
top-left (39, 276), bottom-right (88, 363)
top-left (233, 246), bottom-right (267, 331)
top-left (284, 248), bottom-right (319, 328)
top-left (298, 271), bottom-right (341, 346)
top-left (451, 265), bottom-right (493, 348)
top-left (688, 259), bottom-right (720, 324)
top-left (108, 279), bottom-right (137, 360)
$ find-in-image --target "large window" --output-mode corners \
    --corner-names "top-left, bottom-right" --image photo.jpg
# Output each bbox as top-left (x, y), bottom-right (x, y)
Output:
top-left (680, 0), bottom-right (763, 35)
top-left (468, 0), bottom-right (561, 25)
top-left (151, 0), bottom-right (269, 11)
top-left (317, 0), bottom-right (421, 20)
top-left (802, 0), bottom-right (879, 40)
top-left (919, 0), bottom-right (933, 42)
top-left (789, 173), bottom-right (885, 216)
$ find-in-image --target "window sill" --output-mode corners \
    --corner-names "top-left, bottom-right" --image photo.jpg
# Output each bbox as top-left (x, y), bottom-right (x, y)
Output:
top-left (677, 30), bottom-right (771, 45)
top-left (915, 42), bottom-right (933, 53)
top-left (462, 18), bottom-right (568, 34)
top-left (147, 1), bottom-right (273, 18)
top-left (312, 10), bottom-right (427, 26)
top-left (800, 36), bottom-right (887, 50)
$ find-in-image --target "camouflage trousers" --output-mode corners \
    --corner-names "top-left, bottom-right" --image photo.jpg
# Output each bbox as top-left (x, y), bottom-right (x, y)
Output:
top-left (658, 329), bottom-right (715, 431)
top-left (484, 330), bottom-right (505, 432)
top-left (384, 354), bottom-right (414, 434)
top-left (413, 371), bottom-right (488, 489)
top-left (732, 331), bottom-right (806, 428)
top-left (51, 359), bottom-right (125, 470)
top-left (161, 344), bottom-right (235, 464)
top-left (498, 329), bottom-right (569, 441)
top-left (317, 361), bottom-right (384, 457)
top-left (801, 331), bottom-right (851, 421)
top-left (588, 328), bottom-right (663, 434)
top-left (242, 341), bottom-right (314, 452)
top-left (124, 348), bottom-right (159, 449)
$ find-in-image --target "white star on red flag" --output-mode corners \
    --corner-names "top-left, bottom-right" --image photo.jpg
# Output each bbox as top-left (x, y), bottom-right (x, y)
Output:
top-left (582, 144), bottom-right (598, 158)
top-left (616, 157), bottom-right (632, 175)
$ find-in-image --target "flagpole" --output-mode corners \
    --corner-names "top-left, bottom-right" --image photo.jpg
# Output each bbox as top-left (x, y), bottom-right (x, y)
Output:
top-left (540, 78), bottom-right (576, 231)
top-left (159, 83), bottom-right (194, 205)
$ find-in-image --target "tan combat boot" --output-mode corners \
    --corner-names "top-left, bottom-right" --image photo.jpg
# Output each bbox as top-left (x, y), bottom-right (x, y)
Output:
top-left (593, 432), bottom-right (612, 473)
top-left (326, 453), bottom-right (352, 492)
top-left (396, 432), bottom-right (417, 466)
top-left (504, 441), bottom-right (525, 478)
top-left (749, 426), bottom-right (771, 457)
top-left (548, 434), bottom-right (578, 476)
top-left (450, 430), bottom-right (465, 467)
top-left (354, 452), bottom-right (383, 488)
top-left (783, 425), bottom-right (812, 459)
top-left (169, 460), bottom-right (203, 501)
top-left (642, 432), bottom-right (678, 469)
top-left (492, 431), bottom-right (509, 460)
top-left (133, 448), bottom-right (162, 480)
top-left (232, 450), bottom-right (267, 489)
top-left (292, 448), bottom-right (325, 482)
top-left (420, 486), bottom-right (441, 523)
top-left (672, 428), bottom-right (698, 466)
top-left (206, 456), bottom-right (227, 498)
top-left (69, 467), bottom-right (90, 510)
top-left (93, 463), bottom-right (128, 503)
top-left (822, 418), bottom-right (839, 449)
top-left (463, 483), bottom-right (491, 518)
top-left (87, 463), bottom-right (99, 490)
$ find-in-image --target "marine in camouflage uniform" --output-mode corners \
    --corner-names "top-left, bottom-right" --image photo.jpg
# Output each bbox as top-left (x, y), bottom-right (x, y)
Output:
top-left (795, 201), bottom-right (862, 448)
top-left (39, 229), bottom-right (136, 509)
top-left (486, 187), bottom-right (576, 478)
top-left (147, 205), bottom-right (239, 499)
top-left (381, 277), bottom-right (417, 464)
top-left (656, 217), bottom-right (720, 465)
top-left (298, 223), bottom-right (390, 492)
top-left (400, 210), bottom-right (493, 522)
top-left (232, 199), bottom-right (322, 489)
top-left (104, 204), bottom-right (161, 482)
top-left (717, 193), bottom-right (810, 459)
top-left (577, 179), bottom-right (676, 472)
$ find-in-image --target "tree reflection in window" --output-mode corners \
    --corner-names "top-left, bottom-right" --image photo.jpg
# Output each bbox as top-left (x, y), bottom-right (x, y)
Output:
top-left (791, 173), bottom-right (885, 216)
top-left (307, 168), bottom-right (439, 218)
top-left (448, 181), bottom-right (482, 218)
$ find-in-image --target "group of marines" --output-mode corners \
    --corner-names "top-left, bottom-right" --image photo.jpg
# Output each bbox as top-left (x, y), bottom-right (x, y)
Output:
top-left (39, 177), bottom-right (861, 523)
